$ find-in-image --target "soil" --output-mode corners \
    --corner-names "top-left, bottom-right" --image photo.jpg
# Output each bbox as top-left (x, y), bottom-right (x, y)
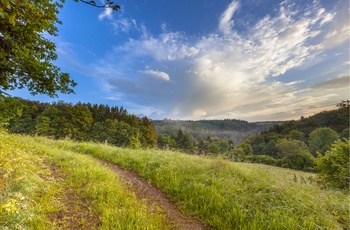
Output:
top-left (99, 159), bottom-right (210, 230)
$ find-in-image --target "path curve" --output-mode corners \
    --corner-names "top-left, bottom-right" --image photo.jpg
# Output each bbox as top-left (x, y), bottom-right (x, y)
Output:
top-left (98, 159), bottom-right (209, 230)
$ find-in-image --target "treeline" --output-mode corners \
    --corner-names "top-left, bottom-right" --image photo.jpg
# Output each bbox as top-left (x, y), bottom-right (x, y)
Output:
top-left (0, 97), bottom-right (157, 148)
top-left (242, 106), bottom-right (349, 171)
top-left (154, 118), bottom-right (279, 145)
top-left (156, 105), bottom-right (349, 174)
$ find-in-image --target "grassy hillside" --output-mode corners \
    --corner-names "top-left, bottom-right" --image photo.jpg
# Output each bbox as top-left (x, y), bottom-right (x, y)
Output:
top-left (0, 131), bottom-right (167, 229)
top-left (1, 132), bottom-right (349, 229)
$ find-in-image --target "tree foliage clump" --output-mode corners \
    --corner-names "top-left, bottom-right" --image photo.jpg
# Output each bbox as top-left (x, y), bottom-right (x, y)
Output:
top-left (309, 127), bottom-right (340, 156)
top-left (315, 139), bottom-right (350, 189)
top-left (0, 0), bottom-right (76, 97)
top-left (276, 139), bottom-right (315, 170)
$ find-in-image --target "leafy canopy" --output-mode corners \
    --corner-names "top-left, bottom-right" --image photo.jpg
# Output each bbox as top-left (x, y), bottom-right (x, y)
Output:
top-left (309, 127), bottom-right (339, 156)
top-left (0, 0), bottom-right (76, 97)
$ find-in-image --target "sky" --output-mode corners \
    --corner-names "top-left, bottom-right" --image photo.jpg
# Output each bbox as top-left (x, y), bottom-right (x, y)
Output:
top-left (11, 0), bottom-right (350, 121)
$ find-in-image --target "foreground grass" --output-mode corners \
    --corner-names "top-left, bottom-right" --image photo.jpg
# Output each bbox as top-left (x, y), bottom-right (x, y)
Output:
top-left (48, 138), bottom-right (349, 229)
top-left (1, 132), bottom-right (166, 229)
top-left (0, 131), bottom-right (62, 229)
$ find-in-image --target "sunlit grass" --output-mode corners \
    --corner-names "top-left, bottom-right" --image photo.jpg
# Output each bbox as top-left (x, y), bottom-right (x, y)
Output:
top-left (2, 132), bottom-right (348, 229)
top-left (1, 132), bottom-right (167, 229)
top-left (49, 138), bottom-right (349, 229)
top-left (0, 130), bottom-right (61, 229)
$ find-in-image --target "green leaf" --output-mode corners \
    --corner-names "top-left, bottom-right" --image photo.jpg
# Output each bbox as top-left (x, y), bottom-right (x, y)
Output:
top-left (8, 12), bottom-right (16, 25)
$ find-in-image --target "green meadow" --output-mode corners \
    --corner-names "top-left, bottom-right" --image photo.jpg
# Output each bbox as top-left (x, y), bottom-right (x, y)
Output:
top-left (1, 131), bottom-right (349, 229)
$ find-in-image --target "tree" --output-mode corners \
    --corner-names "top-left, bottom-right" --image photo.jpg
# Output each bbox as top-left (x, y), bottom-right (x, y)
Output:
top-left (35, 106), bottom-right (62, 137)
top-left (309, 127), bottom-right (339, 156)
top-left (276, 139), bottom-right (314, 170)
top-left (287, 130), bottom-right (305, 141)
top-left (315, 139), bottom-right (350, 189)
top-left (340, 128), bottom-right (349, 139)
top-left (176, 129), bottom-right (193, 151)
top-left (0, 0), bottom-right (77, 97)
top-left (262, 140), bottom-right (278, 157)
top-left (238, 142), bottom-right (253, 155)
top-left (0, 96), bottom-right (23, 126)
top-left (157, 135), bottom-right (177, 149)
top-left (336, 100), bottom-right (350, 108)
top-left (208, 143), bottom-right (220, 155)
top-left (0, 0), bottom-right (120, 97)
top-left (139, 117), bottom-right (157, 148)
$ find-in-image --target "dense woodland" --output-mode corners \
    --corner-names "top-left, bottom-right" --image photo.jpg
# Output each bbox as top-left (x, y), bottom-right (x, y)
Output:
top-left (0, 97), bottom-right (157, 148)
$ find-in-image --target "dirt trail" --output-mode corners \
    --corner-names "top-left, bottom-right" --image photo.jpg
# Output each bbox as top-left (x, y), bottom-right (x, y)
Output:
top-left (98, 159), bottom-right (209, 230)
top-left (43, 161), bottom-right (100, 229)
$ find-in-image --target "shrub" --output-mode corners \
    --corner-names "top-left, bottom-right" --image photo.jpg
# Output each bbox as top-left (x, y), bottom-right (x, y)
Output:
top-left (315, 139), bottom-right (350, 189)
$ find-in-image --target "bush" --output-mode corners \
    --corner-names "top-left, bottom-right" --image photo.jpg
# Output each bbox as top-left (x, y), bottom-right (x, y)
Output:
top-left (276, 138), bottom-right (315, 170)
top-left (283, 151), bottom-right (315, 171)
top-left (315, 139), bottom-right (350, 189)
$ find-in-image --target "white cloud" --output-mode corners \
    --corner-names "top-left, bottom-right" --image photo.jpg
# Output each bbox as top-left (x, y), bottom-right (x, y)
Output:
top-left (321, 0), bottom-right (349, 48)
top-left (97, 7), bottom-right (136, 33)
top-left (219, 1), bottom-right (240, 34)
top-left (116, 32), bottom-right (199, 61)
top-left (141, 70), bottom-right (170, 81)
top-left (98, 8), bottom-right (113, 21)
top-left (88, 0), bottom-right (346, 121)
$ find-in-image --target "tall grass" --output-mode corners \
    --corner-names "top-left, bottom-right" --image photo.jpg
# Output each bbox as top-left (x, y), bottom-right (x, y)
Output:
top-left (50, 138), bottom-right (349, 229)
top-left (1, 132), bottom-right (168, 229)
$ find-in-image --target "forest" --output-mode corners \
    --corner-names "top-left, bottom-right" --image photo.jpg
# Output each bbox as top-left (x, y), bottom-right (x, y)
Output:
top-left (0, 97), bottom-right (157, 148)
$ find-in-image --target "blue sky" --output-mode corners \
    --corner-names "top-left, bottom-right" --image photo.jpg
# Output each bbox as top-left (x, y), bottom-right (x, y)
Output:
top-left (12, 0), bottom-right (349, 121)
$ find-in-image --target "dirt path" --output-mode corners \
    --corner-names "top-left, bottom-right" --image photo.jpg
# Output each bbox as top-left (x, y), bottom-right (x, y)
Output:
top-left (42, 160), bottom-right (100, 229)
top-left (98, 159), bottom-right (209, 230)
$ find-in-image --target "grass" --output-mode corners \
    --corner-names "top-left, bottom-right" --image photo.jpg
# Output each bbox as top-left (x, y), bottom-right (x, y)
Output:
top-left (48, 138), bottom-right (349, 230)
top-left (1, 131), bottom-right (167, 229)
top-left (2, 132), bottom-right (349, 229)
top-left (0, 130), bottom-right (62, 229)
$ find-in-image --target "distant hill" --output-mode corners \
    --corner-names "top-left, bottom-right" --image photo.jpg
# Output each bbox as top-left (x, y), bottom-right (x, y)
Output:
top-left (153, 119), bottom-right (282, 144)
top-left (261, 106), bottom-right (349, 136)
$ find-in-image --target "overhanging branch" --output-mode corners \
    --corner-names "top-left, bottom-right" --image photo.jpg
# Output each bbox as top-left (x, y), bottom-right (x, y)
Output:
top-left (79, 0), bottom-right (120, 11)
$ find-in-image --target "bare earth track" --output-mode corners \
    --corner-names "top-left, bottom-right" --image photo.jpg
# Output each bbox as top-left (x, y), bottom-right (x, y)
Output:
top-left (43, 160), bottom-right (100, 229)
top-left (99, 159), bottom-right (209, 230)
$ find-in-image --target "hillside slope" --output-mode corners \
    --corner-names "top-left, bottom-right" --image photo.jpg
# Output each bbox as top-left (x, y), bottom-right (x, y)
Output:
top-left (47, 137), bottom-right (349, 229)
top-left (1, 132), bottom-right (349, 229)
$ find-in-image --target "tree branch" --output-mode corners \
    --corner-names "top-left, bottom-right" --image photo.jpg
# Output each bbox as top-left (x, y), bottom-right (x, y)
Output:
top-left (79, 0), bottom-right (120, 11)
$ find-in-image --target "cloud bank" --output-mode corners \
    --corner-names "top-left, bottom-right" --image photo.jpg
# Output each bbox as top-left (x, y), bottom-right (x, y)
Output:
top-left (60, 0), bottom-right (349, 121)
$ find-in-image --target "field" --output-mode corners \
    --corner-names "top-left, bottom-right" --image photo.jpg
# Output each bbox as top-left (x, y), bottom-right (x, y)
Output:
top-left (1, 131), bottom-right (349, 229)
